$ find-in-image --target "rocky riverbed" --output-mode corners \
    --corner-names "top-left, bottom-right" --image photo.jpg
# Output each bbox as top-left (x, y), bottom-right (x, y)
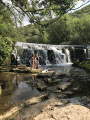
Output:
top-left (0, 65), bottom-right (90, 120)
top-left (13, 66), bottom-right (90, 120)
top-left (34, 99), bottom-right (90, 120)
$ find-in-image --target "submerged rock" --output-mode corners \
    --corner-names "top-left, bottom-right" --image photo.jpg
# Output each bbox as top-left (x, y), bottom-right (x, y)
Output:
top-left (57, 82), bottom-right (71, 91)
top-left (36, 80), bottom-right (47, 91)
top-left (0, 94), bottom-right (48, 120)
top-left (64, 90), bottom-right (74, 97)
top-left (37, 71), bottom-right (55, 78)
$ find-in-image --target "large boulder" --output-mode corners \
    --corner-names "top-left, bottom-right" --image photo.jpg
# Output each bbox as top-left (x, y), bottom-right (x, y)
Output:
top-left (34, 101), bottom-right (90, 120)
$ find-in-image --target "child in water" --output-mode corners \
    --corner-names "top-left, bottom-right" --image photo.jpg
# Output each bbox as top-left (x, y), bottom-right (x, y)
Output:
top-left (35, 53), bottom-right (39, 69)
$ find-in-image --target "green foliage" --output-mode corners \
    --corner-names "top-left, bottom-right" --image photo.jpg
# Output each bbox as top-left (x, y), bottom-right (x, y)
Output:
top-left (17, 4), bottom-right (90, 45)
top-left (18, 24), bottom-right (49, 44)
top-left (0, 37), bottom-right (13, 65)
top-left (79, 60), bottom-right (90, 70)
top-left (47, 4), bottom-right (90, 45)
top-left (1, 0), bottom-right (78, 26)
top-left (0, 0), bottom-right (90, 66)
top-left (0, 4), bottom-right (20, 65)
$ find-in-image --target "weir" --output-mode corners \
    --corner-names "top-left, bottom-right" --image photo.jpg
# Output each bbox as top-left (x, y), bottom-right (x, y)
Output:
top-left (11, 42), bottom-right (90, 66)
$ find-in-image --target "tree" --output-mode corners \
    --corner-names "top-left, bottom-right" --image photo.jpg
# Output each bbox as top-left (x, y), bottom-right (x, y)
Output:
top-left (47, 4), bottom-right (90, 45)
top-left (0, 37), bottom-right (13, 65)
top-left (0, 3), bottom-right (22, 65)
top-left (1, 0), bottom-right (89, 26)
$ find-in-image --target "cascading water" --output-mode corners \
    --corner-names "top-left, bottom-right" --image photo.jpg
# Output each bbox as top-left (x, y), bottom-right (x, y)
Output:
top-left (11, 42), bottom-right (89, 66)
top-left (87, 46), bottom-right (90, 59)
top-left (65, 48), bottom-right (71, 63)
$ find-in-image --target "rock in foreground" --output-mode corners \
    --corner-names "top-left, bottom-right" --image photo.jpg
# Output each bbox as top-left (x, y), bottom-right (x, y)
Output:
top-left (34, 100), bottom-right (90, 120)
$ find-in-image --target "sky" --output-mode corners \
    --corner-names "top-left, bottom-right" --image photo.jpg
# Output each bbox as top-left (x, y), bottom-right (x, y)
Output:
top-left (22, 0), bottom-right (90, 26)
top-left (70, 0), bottom-right (90, 12)
top-left (2, 0), bottom-right (90, 26)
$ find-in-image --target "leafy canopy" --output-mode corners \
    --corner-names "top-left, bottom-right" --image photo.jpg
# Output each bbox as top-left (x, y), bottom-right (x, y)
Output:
top-left (0, 0), bottom-right (82, 26)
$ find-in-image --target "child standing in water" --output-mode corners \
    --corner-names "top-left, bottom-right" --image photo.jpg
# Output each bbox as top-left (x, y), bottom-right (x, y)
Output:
top-left (35, 53), bottom-right (39, 69)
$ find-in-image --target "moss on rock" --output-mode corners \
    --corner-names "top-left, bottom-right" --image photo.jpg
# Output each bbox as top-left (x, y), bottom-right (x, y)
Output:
top-left (72, 59), bottom-right (90, 71)
top-left (79, 60), bottom-right (90, 71)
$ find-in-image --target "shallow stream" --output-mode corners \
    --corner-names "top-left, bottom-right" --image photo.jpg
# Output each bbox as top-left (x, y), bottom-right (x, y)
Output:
top-left (0, 65), bottom-right (90, 116)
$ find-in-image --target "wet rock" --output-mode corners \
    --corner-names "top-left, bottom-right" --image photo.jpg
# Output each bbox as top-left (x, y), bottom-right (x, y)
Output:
top-left (46, 86), bottom-right (57, 92)
top-left (54, 90), bottom-right (62, 93)
top-left (57, 93), bottom-right (63, 99)
top-left (0, 65), bottom-right (43, 73)
top-left (59, 94), bottom-right (68, 99)
top-left (51, 79), bottom-right (61, 83)
top-left (44, 78), bottom-right (53, 83)
top-left (0, 94), bottom-right (48, 120)
top-left (57, 82), bottom-right (71, 91)
top-left (37, 80), bottom-right (47, 91)
top-left (62, 78), bottom-right (70, 82)
top-left (24, 93), bottom-right (48, 106)
top-left (0, 106), bottom-right (21, 120)
top-left (64, 90), bottom-right (74, 97)
top-left (11, 66), bottom-right (31, 73)
top-left (55, 73), bottom-right (69, 79)
top-left (37, 71), bottom-right (55, 79)
top-left (45, 78), bottom-right (61, 85)
top-left (72, 87), bottom-right (79, 91)
top-left (86, 103), bottom-right (90, 108)
top-left (60, 99), bottom-right (70, 104)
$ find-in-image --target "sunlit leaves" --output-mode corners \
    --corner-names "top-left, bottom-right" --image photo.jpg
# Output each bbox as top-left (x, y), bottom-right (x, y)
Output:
top-left (0, 37), bottom-right (13, 65)
top-left (1, 0), bottom-right (79, 26)
top-left (48, 4), bottom-right (90, 45)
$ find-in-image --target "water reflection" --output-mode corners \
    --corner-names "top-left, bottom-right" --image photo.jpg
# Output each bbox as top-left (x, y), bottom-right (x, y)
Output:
top-left (12, 81), bottom-right (39, 101)
top-left (0, 73), bottom-right (40, 114)
top-left (12, 74), bottom-right (19, 87)
top-left (0, 65), bottom-right (90, 115)
top-left (11, 74), bottom-right (40, 101)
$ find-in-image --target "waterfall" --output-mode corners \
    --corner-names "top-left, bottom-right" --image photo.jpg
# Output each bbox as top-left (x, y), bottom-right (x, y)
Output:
top-left (87, 46), bottom-right (90, 59)
top-left (11, 42), bottom-right (89, 66)
top-left (65, 48), bottom-right (71, 63)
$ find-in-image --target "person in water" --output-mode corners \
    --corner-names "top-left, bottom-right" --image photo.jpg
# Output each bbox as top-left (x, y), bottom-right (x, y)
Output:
top-left (15, 54), bottom-right (19, 67)
top-left (35, 53), bottom-right (39, 69)
top-left (31, 54), bottom-right (35, 69)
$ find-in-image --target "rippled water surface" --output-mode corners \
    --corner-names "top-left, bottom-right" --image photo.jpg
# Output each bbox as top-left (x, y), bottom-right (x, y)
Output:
top-left (0, 73), bottom-right (40, 114)
top-left (0, 65), bottom-right (90, 115)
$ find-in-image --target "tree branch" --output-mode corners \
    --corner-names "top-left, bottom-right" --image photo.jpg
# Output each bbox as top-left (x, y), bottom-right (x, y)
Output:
top-left (1, 0), bottom-right (90, 27)
top-left (71, 0), bottom-right (90, 11)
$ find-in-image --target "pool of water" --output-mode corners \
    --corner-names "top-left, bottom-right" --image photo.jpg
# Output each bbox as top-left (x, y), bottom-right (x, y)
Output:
top-left (41, 64), bottom-right (90, 107)
top-left (0, 64), bottom-right (90, 115)
top-left (0, 73), bottom-right (41, 114)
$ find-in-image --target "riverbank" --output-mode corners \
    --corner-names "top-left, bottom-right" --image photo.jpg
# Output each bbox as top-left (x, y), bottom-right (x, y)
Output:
top-left (0, 93), bottom-right (48, 120)
top-left (72, 60), bottom-right (90, 71)
top-left (0, 69), bottom-right (55, 120)
top-left (0, 65), bottom-right (43, 73)
top-left (1, 94), bottom-right (90, 120)
top-left (13, 67), bottom-right (90, 120)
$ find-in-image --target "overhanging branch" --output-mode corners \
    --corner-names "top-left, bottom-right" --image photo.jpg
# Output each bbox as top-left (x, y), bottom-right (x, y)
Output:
top-left (1, 0), bottom-right (90, 27)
